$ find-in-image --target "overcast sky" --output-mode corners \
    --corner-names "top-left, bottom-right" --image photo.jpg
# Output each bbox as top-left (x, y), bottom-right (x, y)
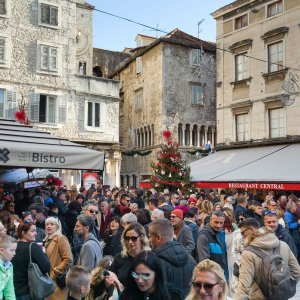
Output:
top-left (87, 0), bottom-right (233, 51)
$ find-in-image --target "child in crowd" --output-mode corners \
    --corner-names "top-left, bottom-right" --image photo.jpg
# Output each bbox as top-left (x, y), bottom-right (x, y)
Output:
top-left (66, 266), bottom-right (91, 300)
top-left (0, 235), bottom-right (17, 300)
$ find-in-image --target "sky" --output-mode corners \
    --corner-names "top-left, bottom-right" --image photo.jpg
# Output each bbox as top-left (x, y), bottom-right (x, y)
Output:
top-left (87, 0), bottom-right (233, 52)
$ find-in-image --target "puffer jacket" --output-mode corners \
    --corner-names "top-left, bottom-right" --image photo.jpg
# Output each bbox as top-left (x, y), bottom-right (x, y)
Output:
top-left (0, 260), bottom-right (15, 300)
top-left (275, 223), bottom-right (298, 258)
top-left (154, 241), bottom-right (196, 298)
top-left (234, 227), bottom-right (300, 300)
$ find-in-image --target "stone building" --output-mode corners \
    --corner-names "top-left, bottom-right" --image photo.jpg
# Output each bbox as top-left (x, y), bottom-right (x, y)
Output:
top-left (212, 0), bottom-right (300, 146)
top-left (93, 48), bottom-right (131, 78)
top-left (112, 30), bottom-right (216, 187)
top-left (0, 0), bottom-right (120, 187)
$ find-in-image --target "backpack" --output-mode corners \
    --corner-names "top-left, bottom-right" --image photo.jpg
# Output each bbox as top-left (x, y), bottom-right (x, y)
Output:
top-left (246, 245), bottom-right (297, 300)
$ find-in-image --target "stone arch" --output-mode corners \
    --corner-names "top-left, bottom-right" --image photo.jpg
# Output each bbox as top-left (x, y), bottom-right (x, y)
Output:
top-left (192, 124), bottom-right (198, 147)
top-left (93, 66), bottom-right (103, 77)
top-left (178, 123), bottom-right (183, 146)
top-left (200, 125), bottom-right (206, 147)
top-left (185, 124), bottom-right (190, 146)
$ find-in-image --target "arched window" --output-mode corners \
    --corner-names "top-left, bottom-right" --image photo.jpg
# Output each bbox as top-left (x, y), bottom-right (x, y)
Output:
top-left (185, 124), bottom-right (190, 146)
top-left (200, 126), bottom-right (205, 147)
top-left (207, 126), bottom-right (212, 145)
top-left (178, 123), bottom-right (183, 145)
top-left (144, 127), bottom-right (148, 147)
top-left (151, 124), bottom-right (154, 145)
top-left (141, 128), bottom-right (144, 148)
top-left (137, 129), bottom-right (140, 148)
top-left (93, 66), bottom-right (103, 77)
top-left (192, 125), bottom-right (198, 147)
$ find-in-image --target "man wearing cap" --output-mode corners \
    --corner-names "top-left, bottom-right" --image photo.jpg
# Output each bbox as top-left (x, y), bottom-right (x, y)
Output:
top-left (197, 210), bottom-right (229, 281)
top-left (188, 197), bottom-right (197, 208)
top-left (170, 209), bottom-right (195, 255)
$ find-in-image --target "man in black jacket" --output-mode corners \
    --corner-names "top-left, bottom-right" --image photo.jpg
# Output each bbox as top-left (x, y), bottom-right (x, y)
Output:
top-left (263, 210), bottom-right (298, 258)
top-left (149, 218), bottom-right (196, 298)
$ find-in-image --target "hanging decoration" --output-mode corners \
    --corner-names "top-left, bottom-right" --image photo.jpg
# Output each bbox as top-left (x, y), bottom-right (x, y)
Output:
top-left (15, 95), bottom-right (30, 125)
top-left (122, 150), bottom-right (152, 157)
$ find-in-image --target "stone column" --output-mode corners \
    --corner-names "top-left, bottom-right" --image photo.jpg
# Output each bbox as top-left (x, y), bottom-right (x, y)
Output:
top-left (197, 128), bottom-right (201, 147)
top-left (189, 127), bottom-right (193, 146)
top-left (211, 128), bottom-right (215, 148)
top-left (114, 152), bottom-right (120, 187)
top-left (204, 128), bottom-right (208, 146)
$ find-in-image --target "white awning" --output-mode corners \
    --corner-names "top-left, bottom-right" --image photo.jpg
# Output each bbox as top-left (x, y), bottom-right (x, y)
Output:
top-left (0, 120), bottom-right (104, 170)
top-left (190, 144), bottom-right (300, 190)
top-left (0, 168), bottom-right (51, 184)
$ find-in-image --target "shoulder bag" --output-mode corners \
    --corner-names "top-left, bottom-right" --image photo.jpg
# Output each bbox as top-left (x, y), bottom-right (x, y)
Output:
top-left (28, 242), bottom-right (56, 300)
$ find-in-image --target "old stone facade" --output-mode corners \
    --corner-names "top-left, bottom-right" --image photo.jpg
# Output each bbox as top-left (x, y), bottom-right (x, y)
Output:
top-left (0, 0), bottom-right (120, 187)
top-left (93, 48), bottom-right (131, 78)
top-left (113, 30), bottom-right (216, 187)
top-left (212, 0), bottom-right (300, 147)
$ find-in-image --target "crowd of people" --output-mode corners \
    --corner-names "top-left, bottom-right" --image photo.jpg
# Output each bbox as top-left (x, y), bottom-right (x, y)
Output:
top-left (0, 184), bottom-right (300, 300)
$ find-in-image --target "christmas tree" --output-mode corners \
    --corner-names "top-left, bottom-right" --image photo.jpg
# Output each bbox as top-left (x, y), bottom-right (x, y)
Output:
top-left (150, 130), bottom-right (192, 193)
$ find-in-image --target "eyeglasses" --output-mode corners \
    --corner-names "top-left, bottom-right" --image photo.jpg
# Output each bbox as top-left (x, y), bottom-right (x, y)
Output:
top-left (131, 271), bottom-right (153, 281)
top-left (263, 210), bottom-right (277, 216)
top-left (89, 209), bottom-right (99, 214)
top-left (192, 281), bottom-right (219, 291)
top-left (23, 220), bottom-right (34, 225)
top-left (170, 215), bottom-right (177, 219)
top-left (240, 227), bottom-right (251, 236)
top-left (124, 235), bottom-right (141, 242)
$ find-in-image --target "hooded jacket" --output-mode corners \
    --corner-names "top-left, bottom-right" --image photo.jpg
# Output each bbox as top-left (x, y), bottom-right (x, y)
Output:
top-left (0, 260), bottom-right (15, 300)
top-left (154, 241), bottom-right (196, 297)
top-left (234, 227), bottom-right (300, 300)
top-left (197, 225), bottom-right (228, 277)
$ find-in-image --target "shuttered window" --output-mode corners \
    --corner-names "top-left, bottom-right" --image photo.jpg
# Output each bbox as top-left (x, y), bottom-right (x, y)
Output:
top-left (0, 38), bottom-right (5, 63)
top-left (40, 3), bottom-right (58, 26)
top-left (40, 45), bottom-right (58, 72)
top-left (0, 0), bottom-right (6, 15)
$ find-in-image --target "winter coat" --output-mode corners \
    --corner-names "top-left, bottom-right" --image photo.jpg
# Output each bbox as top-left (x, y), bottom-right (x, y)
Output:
top-left (44, 235), bottom-right (73, 279)
top-left (176, 223), bottom-right (195, 255)
top-left (0, 260), bottom-right (15, 300)
top-left (154, 241), bottom-right (196, 297)
top-left (197, 225), bottom-right (228, 278)
top-left (234, 227), bottom-right (300, 300)
top-left (103, 227), bottom-right (123, 257)
top-left (78, 233), bottom-right (103, 272)
top-left (284, 210), bottom-right (300, 244)
top-left (275, 223), bottom-right (298, 258)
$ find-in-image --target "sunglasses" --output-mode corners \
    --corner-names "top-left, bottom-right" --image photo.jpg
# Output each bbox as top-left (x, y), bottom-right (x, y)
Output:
top-left (192, 281), bottom-right (219, 291)
top-left (263, 210), bottom-right (277, 216)
top-left (124, 235), bottom-right (141, 242)
top-left (240, 227), bottom-right (251, 236)
top-left (131, 271), bottom-right (152, 281)
top-left (89, 209), bottom-right (99, 214)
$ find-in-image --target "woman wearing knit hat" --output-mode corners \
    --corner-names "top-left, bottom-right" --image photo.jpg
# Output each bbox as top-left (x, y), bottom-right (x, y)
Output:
top-left (170, 209), bottom-right (195, 256)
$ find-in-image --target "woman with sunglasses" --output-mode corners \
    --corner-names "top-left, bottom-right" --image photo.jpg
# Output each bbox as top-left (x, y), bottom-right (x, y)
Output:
top-left (111, 222), bottom-right (150, 287)
top-left (44, 217), bottom-right (73, 299)
top-left (121, 250), bottom-right (182, 300)
top-left (12, 220), bottom-right (51, 300)
top-left (186, 259), bottom-right (231, 300)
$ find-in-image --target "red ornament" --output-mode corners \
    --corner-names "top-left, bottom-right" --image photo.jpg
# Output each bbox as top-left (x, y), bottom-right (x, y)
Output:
top-left (162, 130), bottom-right (172, 141)
top-left (15, 110), bottom-right (26, 124)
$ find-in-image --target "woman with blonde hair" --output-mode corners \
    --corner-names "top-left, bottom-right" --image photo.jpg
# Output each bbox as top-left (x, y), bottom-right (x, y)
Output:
top-left (199, 200), bottom-right (213, 228)
top-left (186, 259), bottom-right (231, 300)
top-left (44, 216), bottom-right (73, 299)
top-left (111, 222), bottom-right (150, 287)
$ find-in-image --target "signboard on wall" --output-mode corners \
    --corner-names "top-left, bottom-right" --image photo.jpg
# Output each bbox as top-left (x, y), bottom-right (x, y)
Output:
top-left (82, 172), bottom-right (98, 190)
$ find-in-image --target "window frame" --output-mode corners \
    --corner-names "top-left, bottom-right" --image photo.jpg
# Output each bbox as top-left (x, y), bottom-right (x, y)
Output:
top-left (235, 113), bottom-right (250, 142)
top-left (0, 34), bottom-right (11, 68)
top-left (269, 107), bottom-right (286, 138)
top-left (234, 14), bottom-right (248, 30)
top-left (0, 86), bottom-right (17, 120)
top-left (135, 89), bottom-right (143, 110)
top-left (235, 52), bottom-right (249, 81)
top-left (136, 57), bottom-right (142, 74)
top-left (191, 84), bottom-right (204, 106)
top-left (38, 0), bottom-right (60, 29)
top-left (0, 0), bottom-right (10, 18)
top-left (85, 100), bottom-right (104, 131)
top-left (267, 41), bottom-right (284, 73)
top-left (36, 41), bottom-right (61, 75)
top-left (267, 0), bottom-right (283, 18)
